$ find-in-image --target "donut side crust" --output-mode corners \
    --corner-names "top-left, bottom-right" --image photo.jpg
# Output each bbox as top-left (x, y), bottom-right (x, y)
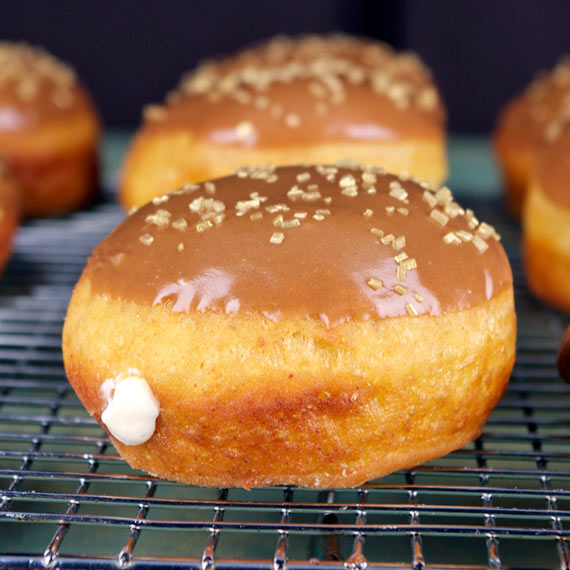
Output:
top-left (120, 131), bottom-right (447, 209)
top-left (524, 182), bottom-right (570, 312)
top-left (63, 278), bottom-right (515, 488)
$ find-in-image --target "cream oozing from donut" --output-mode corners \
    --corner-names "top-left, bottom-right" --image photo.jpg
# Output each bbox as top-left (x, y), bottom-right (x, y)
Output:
top-left (101, 372), bottom-right (160, 446)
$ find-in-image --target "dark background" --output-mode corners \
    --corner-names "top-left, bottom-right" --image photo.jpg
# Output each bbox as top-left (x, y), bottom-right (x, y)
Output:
top-left (2, 0), bottom-right (569, 131)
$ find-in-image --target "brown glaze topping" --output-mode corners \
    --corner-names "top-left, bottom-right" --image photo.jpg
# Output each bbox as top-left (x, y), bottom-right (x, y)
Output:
top-left (498, 56), bottom-right (570, 151)
top-left (141, 34), bottom-right (446, 145)
top-left (86, 165), bottom-right (511, 327)
top-left (558, 326), bottom-right (570, 383)
top-left (0, 42), bottom-right (89, 132)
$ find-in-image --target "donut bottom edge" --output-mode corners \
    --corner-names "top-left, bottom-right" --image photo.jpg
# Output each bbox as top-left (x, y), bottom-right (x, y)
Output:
top-left (63, 278), bottom-right (515, 489)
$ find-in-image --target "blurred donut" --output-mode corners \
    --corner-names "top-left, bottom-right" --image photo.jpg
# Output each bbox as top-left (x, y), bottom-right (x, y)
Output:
top-left (121, 34), bottom-right (447, 209)
top-left (0, 42), bottom-right (100, 216)
top-left (494, 56), bottom-right (570, 218)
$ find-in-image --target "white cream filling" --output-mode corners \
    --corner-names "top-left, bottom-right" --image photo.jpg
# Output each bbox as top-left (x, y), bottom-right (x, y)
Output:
top-left (101, 372), bottom-right (159, 446)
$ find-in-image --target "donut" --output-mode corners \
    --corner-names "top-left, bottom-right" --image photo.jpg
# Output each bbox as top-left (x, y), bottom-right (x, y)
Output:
top-left (0, 161), bottom-right (19, 273)
top-left (494, 56), bottom-right (570, 218)
top-left (0, 42), bottom-right (100, 217)
top-left (558, 326), bottom-right (570, 383)
top-left (63, 164), bottom-right (515, 488)
top-left (120, 34), bottom-right (448, 209)
top-left (523, 114), bottom-right (570, 312)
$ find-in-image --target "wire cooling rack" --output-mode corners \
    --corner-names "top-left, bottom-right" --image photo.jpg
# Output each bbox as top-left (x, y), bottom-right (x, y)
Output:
top-left (1, 198), bottom-right (569, 570)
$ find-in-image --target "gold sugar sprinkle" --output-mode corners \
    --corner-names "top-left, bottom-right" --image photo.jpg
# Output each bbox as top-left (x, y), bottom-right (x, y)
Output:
top-left (367, 278), bottom-right (384, 291)
top-left (422, 190), bottom-right (438, 208)
top-left (405, 303), bottom-right (418, 317)
top-left (177, 242), bottom-right (184, 252)
top-left (273, 214), bottom-right (284, 227)
top-left (370, 228), bottom-right (384, 238)
top-left (389, 185), bottom-right (408, 202)
top-left (394, 285), bottom-right (407, 296)
top-left (281, 219), bottom-right (301, 228)
top-left (362, 172), bottom-right (377, 184)
top-left (402, 258), bottom-right (417, 271)
top-left (430, 209), bottom-right (449, 226)
top-left (397, 207), bottom-right (409, 216)
top-left (324, 197), bottom-right (333, 204)
top-left (316, 209), bottom-right (331, 215)
top-left (381, 234), bottom-right (395, 244)
top-left (285, 113), bottom-right (301, 128)
top-left (465, 209), bottom-right (479, 229)
top-left (266, 174), bottom-right (278, 183)
top-left (394, 252), bottom-right (408, 263)
top-left (204, 182), bottom-right (216, 194)
top-left (385, 206), bottom-right (395, 215)
top-left (367, 187), bottom-right (377, 195)
top-left (435, 186), bottom-right (453, 205)
top-left (196, 220), bottom-right (214, 232)
top-left (341, 186), bottom-right (358, 197)
top-left (456, 230), bottom-right (473, 242)
top-left (235, 121), bottom-right (254, 140)
top-left (397, 265), bottom-right (407, 283)
top-left (307, 184), bottom-right (319, 191)
top-left (363, 209), bottom-right (374, 218)
top-left (414, 293), bottom-right (424, 303)
top-left (266, 203), bottom-right (290, 213)
top-left (294, 212), bottom-right (308, 219)
top-left (339, 174), bottom-right (356, 188)
top-left (250, 212), bottom-right (263, 221)
top-left (302, 191), bottom-right (321, 202)
top-left (270, 232), bottom-right (285, 244)
top-left (443, 232), bottom-right (461, 245)
top-left (172, 218), bottom-right (188, 231)
top-left (392, 236), bottom-right (406, 250)
top-left (139, 234), bottom-right (154, 246)
top-left (152, 194), bottom-right (169, 205)
top-left (297, 172), bottom-right (311, 182)
top-left (313, 214), bottom-right (325, 221)
top-left (472, 235), bottom-right (489, 253)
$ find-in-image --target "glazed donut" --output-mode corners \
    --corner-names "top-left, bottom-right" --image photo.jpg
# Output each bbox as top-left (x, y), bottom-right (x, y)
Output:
top-left (494, 56), bottom-right (570, 218)
top-left (0, 42), bottom-right (100, 217)
top-left (64, 164), bottom-right (515, 488)
top-left (120, 34), bottom-right (448, 209)
top-left (558, 326), bottom-right (570, 383)
top-left (523, 116), bottom-right (570, 312)
top-left (0, 161), bottom-right (19, 273)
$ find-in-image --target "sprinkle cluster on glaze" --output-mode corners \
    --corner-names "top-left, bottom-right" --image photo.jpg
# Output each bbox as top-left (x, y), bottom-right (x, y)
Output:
top-left (134, 162), bottom-right (501, 318)
top-left (524, 56), bottom-right (570, 143)
top-left (0, 42), bottom-right (77, 109)
top-left (143, 34), bottom-right (441, 130)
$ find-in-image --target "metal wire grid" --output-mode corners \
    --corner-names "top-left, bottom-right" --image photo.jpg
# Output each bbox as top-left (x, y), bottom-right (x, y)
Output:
top-left (0, 200), bottom-right (569, 570)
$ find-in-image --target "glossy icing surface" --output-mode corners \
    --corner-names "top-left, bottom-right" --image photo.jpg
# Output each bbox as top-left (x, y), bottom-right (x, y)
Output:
top-left (141, 35), bottom-right (446, 145)
top-left (0, 42), bottom-right (92, 132)
top-left (86, 165), bottom-right (511, 327)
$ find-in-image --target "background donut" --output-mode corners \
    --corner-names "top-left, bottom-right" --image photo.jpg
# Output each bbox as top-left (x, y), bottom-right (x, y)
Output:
top-left (120, 35), bottom-right (447, 209)
top-left (0, 42), bottom-right (100, 217)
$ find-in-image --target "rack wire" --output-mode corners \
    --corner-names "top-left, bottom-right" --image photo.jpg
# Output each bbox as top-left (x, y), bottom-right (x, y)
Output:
top-left (1, 198), bottom-right (569, 570)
